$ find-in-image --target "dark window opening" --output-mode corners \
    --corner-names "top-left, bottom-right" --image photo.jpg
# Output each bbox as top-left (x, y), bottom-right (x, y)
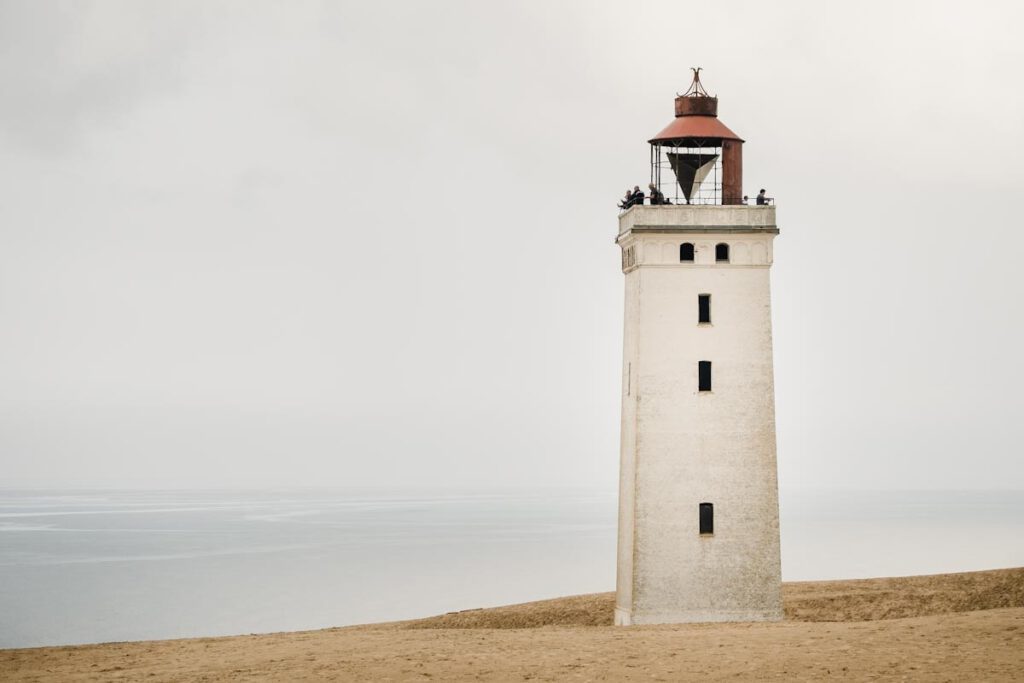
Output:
top-left (715, 243), bottom-right (729, 262)
top-left (698, 294), bottom-right (711, 324)
top-left (699, 503), bottom-right (714, 535)
top-left (698, 361), bottom-right (712, 392)
top-left (679, 242), bottom-right (694, 262)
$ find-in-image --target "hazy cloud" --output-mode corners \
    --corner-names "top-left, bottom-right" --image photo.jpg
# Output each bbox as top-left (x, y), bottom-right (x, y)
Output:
top-left (1, 0), bottom-right (1022, 490)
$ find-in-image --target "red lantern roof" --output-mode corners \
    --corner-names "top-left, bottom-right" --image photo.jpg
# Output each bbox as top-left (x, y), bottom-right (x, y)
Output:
top-left (648, 69), bottom-right (744, 145)
top-left (648, 116), bottom-right (743, 145)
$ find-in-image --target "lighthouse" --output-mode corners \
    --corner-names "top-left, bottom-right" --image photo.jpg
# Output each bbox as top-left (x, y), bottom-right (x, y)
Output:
top-left (614, 70), bottom-right (782, 625)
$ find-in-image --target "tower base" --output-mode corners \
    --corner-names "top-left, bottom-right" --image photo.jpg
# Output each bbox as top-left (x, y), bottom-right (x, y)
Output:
top-left (614, 606), bottom-right (783, 626)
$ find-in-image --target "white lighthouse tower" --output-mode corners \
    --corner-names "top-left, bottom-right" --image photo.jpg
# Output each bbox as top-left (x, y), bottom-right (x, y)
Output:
top-left (614, 71), bottom-right (782, 625)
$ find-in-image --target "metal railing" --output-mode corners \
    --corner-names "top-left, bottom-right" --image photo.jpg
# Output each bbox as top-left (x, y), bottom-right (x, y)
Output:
top-left (617, 196), bottom-right (774, 211)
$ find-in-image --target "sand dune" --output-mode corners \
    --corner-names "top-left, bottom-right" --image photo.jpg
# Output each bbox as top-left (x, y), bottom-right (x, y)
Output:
top-left (3, 567), bottom-right (1023, 681)
top-left (400, 566), bottom-right (1024, 629)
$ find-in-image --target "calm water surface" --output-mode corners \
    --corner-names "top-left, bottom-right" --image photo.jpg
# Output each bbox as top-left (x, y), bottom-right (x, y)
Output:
top-left (0, 488), bottom-right (1021, 648)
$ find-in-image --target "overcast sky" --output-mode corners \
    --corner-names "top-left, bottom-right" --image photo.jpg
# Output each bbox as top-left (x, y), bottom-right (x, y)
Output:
top-left (1, 1), bottom-right (1022, 491)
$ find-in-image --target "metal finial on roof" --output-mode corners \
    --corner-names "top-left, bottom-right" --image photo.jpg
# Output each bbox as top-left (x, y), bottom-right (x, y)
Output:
top-left (678, 67), bottom-right (712, 98)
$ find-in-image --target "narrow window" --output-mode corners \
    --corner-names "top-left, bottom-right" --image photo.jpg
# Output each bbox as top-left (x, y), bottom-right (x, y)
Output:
top-left (715, 243), bottom-right (729, 262)
top-left (698, 361), bottom-right (712, 391)
top-left (698, 294), bottom-right (711, 324)
top-left (679, 242), bottom-right (694, 262)
top-left (699, 503), bottom-right (714, 535)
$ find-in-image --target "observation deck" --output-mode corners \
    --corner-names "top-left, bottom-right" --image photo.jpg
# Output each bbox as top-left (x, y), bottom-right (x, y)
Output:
top-left (616, 204), bottom-right (778, 242)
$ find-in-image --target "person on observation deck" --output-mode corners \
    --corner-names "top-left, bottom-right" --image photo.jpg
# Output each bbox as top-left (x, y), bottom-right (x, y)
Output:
top-left (630, 185), bottom-right (645, 207)
top-left (648, 183), bottom-right (665, 205)
top-left (617, 188), bottom-right (633, 209)
top-left (756, 188), bottom-right (768, 205)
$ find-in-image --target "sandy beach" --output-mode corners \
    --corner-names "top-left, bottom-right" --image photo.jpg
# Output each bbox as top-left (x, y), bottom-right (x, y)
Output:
top-left (2, 567), bottom-right (1022, 682)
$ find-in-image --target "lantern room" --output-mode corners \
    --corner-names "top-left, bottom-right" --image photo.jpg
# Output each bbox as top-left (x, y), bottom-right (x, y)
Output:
top-left (648, 69), bottom-right (744, 206)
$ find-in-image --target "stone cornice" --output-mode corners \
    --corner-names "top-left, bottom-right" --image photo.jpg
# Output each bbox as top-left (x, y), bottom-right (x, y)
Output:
top-left (616, 205), bottom-right (778, 242)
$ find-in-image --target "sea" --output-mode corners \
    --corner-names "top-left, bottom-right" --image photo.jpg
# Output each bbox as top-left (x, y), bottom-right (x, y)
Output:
top-left (1, 487), bottom-right (1022, 649)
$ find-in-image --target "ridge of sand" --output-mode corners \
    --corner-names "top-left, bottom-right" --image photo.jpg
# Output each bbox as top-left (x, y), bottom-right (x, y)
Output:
top-left (2, 567), bottom-right (1023, 682)
top-left (397, 566), bottom-right (1024, 629)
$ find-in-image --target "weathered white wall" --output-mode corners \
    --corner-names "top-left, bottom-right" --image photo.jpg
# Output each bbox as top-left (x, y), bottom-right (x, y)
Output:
top-left (615, 205), bottom-right (782, 625)
top-left (616, 263), bottom-right (639, 614)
